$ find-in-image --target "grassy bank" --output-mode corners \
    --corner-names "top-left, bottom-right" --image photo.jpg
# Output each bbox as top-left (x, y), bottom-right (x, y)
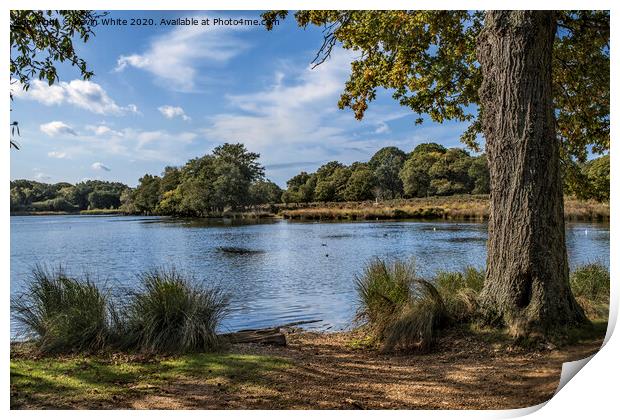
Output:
top-left (11, 261), bottom-right (609, 408)
top-left (11, 325), bottom-right (605, 409)
top-left (278, 195), bottom-right (609, 221)
top-left (10, 260), bottom-right (609, 409)
top-left (10, 348), bottom-right (289, 409)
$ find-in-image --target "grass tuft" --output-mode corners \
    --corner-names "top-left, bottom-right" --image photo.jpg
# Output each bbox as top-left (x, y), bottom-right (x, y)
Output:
top-left (435, 266), bottom-right (484, 322)
top-left (123, 268), bottom-right (229, 353)
top-left (570, 262), bottom-right (610, 320)
top-left (355, 258), bottom-right (445, 353)
top-left (11, 265), bottom-right (110, 354)
top-left (570, 263), bottom-right (610, 303)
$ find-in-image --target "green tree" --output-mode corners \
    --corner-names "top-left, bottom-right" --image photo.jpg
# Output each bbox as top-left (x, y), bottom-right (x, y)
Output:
top-left (468, 155), bottom-right (490, 195)
top-left (119, 188), bottom-right (137, 214)
top-left (314, 179), bottom-right (336, 202)
top-left (316, 161), bottom-right (345, 181)
top-left (583, 155), bottom-right (610, 201)
top-left (369, 147), bottom-right (406, 199)
top-left (331, 167), bottom-right (353, 201)
top-left (282, 172), bottom-right (316, 203)
top-left (400, 161), bottom-right (431, 198)
top-left (87, 190), bottom-right (120, 209)
top-left (212, 143), bottom-right (264, 182)
top-left (312, 163), bottom-right (351, 202)
top-left (159, 166), bottom-right (181, 195)
top-left (567, 155), bottom-right (610, 202)
top-left (410, 143), bottom-right (447, 157)
top-left (249, 180), bottom-right (283, 204)
top-left (369, 147), bottom-right (407, 168)
top-left (264, 10), bottom-right (609, 335)
top-left (343, 168), bottom-right (376, 201)
top-left (133, 175), bottom-right (161, 215)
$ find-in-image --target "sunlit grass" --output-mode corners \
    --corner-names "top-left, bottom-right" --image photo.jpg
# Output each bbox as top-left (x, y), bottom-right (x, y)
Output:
top-left (10, 350), bottom-right (290, 409)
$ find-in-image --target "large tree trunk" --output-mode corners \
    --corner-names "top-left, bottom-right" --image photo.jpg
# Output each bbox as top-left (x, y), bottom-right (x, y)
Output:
top-left (477, 11), bottom-right (586, 336)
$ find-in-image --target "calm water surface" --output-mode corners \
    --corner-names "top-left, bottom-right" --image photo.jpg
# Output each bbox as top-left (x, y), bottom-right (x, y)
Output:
top-left (10, 216), bottom-right (609, 334)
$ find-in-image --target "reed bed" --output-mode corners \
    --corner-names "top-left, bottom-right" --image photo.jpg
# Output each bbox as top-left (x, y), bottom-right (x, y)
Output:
top-left (279, 195), bottom-right (608, 221)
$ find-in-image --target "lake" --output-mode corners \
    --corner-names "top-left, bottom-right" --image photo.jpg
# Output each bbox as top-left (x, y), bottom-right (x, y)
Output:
top-left (10, 215), bottom-right (610, 336)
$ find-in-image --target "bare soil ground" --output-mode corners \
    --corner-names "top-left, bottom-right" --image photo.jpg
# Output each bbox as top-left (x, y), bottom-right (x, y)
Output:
top-left (134, 331), bottom-right (602, 410)
top-left (12, 328), bottom-right (603, 410)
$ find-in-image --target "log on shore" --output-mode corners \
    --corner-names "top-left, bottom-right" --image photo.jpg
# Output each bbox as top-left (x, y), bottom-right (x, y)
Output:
top-left (221, 319), bottom-right (322, 346)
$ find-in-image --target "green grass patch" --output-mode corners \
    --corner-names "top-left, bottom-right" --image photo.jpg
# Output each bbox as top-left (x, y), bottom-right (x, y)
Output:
top-left (10, 350), bottom-right (290, 409)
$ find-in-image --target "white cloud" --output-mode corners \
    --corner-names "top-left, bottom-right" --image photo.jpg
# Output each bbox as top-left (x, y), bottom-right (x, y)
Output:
top-left (34, 172), bottom-right (51, 181)
top-left (158, 105), bottom-right (191, 121)
top-left (47, 151), bottom-right (68, 159)
top-left (125, 104), bottom-right (140, 114)
top-left (375, 122), bottom-right (391, 134)
top-left (198, 51), bottom-right (432, 184)
top-left (132, 129), bottom-right (197, 150)
top-left (199, 50), bottom-right (383, 173)
top-left (86, 125), bottom-right (124, 137)
top-left (12, 79), bottom-right (139, 115)
top-left (81, 127), bottom-right (199, 163)
top-left (114, 16), bottom-right (251, 91)
top-left (40, 121), bottom-right (77, 137)
top-left (202, 52), bottom-right (353, 147)
top-left (114, 54), bottom-right (150, 71)
top-left (91, 162), bottom-right (111, 171)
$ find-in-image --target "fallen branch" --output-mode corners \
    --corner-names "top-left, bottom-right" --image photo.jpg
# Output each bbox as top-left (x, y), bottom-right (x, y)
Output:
top-left (221, 319), bottom-right (323, 346)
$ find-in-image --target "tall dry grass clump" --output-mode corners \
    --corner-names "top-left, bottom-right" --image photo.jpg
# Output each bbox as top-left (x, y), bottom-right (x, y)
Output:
top-left (122, 268), bottom-right (229, 353)
top-left (355, 258), bottom-right (445, 352)
top-left (12, 266), bottom-right (230, 355)
top-left (11, 265), bottom-right (110, 354)
top-left (434, 266), bottom-right (484, 322)
top-left (570, 263), bottom-right (610, 320)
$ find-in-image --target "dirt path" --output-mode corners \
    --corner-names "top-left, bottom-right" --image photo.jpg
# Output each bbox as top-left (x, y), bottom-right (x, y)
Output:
top-left (128, 330), bottom-right (603, 410)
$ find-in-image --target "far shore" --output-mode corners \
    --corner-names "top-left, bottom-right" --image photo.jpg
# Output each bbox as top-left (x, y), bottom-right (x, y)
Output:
top-left (10, 195), bottom-right (610, 222)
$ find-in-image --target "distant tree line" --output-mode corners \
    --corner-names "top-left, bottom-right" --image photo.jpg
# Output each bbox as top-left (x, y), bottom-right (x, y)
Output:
top-left (282, 143), bottom-right (491, 203)
top-left (10, 179), bottom-right (129, 212)
top-left (10, 143), bottom-right (609, 215)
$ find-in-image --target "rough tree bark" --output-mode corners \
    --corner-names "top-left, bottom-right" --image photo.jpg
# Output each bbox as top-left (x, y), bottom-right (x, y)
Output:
top-left (477, 11), bottom-right (586, 336)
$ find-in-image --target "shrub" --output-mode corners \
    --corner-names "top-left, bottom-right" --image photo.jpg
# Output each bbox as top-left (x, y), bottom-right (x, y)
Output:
top-left (123, 268), bottom-right (229, 353)
top-left (435, 266), bottom-right (484, 322)
top-left (355, 258), bottom-right (445, 353)
top-left (11, 266), bottom-right (110, 354)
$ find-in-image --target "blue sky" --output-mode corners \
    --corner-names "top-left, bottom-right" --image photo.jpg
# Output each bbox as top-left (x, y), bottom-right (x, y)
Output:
top-left (10, 10), bottom-right (473, 187)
